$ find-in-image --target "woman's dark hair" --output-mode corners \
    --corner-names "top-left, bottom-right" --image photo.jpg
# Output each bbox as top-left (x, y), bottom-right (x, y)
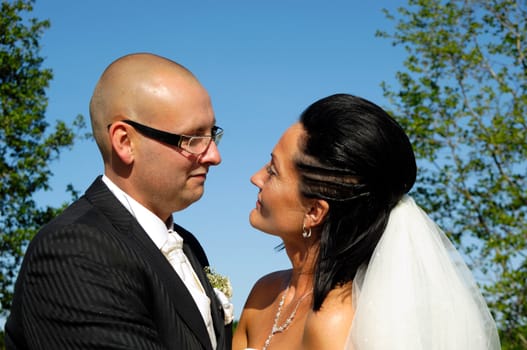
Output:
top-left (295, 93), bottom-right (416, 310)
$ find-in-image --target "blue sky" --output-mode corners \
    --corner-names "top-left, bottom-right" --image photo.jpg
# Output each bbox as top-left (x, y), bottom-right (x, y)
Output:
top-left (29, 0), bottom-right (408, 320)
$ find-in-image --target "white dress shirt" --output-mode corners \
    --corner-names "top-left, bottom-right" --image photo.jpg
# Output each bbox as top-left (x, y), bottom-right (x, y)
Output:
top-left (101, 175), bottom-right (217, 348)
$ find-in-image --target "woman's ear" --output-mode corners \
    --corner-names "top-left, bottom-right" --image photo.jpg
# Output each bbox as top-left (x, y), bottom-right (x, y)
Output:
top-left (109, 122), bottom-right (134, 165)
top-left (305, 199), bottom-right (329, 228)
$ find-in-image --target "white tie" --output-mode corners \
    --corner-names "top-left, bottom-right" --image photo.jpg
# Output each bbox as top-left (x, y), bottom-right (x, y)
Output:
top-left (162, 232), bottom-right (198, 285)
top-left (161, 230), bottom-right (217, 349)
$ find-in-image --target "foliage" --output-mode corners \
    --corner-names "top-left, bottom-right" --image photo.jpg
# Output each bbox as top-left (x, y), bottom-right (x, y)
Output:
top-left (378, 0), bottom-right (526, 348)
top-left (0, 0), bottom-right (84, 318)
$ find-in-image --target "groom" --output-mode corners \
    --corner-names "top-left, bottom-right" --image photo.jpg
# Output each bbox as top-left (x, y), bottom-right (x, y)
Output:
top-left (5, 53), bottom-right (232, 349)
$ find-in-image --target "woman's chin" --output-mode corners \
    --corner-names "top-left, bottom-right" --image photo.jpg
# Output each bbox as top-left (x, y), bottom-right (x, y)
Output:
top-left (248, 210), bottom-right (259, 228)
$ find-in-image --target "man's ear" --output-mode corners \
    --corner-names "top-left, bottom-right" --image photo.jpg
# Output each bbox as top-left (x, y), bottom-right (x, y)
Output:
top-left (109, 122), bottom-right (134, 165)
top-left (305, 199), bottom-right (329, 229)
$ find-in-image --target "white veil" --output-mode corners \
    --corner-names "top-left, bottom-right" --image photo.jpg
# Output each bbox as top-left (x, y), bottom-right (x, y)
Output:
top-left (346, 195), bottom-right (500, 350)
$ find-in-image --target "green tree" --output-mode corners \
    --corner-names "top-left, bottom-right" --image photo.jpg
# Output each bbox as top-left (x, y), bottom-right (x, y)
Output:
top-left (0, 0), bottom-right (84, 321)
top-left (378, 0), bottom-right (526, 348)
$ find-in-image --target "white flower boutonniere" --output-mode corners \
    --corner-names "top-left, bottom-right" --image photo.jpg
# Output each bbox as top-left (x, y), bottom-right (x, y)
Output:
top-left (205, 266), bottom-right (234, 325)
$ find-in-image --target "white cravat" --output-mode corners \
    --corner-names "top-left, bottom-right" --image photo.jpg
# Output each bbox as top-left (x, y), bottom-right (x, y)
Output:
top-left (161, 229), bottom-right (217, 349)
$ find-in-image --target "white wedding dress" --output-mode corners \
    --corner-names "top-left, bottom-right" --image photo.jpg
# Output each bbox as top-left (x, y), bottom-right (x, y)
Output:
top-left (346, 196), bottom-right (500, 349)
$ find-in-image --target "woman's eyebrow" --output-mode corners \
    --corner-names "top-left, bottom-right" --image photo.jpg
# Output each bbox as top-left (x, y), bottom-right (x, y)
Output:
top-left (270, 153), bottom-right (281, 172)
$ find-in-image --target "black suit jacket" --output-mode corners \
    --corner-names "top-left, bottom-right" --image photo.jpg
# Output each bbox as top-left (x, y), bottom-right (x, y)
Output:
top-left (5, 177), bottom-right (232, 349)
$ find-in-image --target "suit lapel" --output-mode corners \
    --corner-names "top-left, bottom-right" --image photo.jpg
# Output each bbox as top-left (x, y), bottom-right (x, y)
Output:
top-left (183, 243), bottom-right (225, 330)
top-left (178, 227), bottom-right (226, 347)
top-left (84, 177), bottom-right (213, 350)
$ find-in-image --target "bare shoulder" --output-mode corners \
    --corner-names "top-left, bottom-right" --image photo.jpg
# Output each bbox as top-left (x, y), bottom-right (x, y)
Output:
top-left (232, 269), bottom-right (291, 350)
top-left (244, 269), bottom-right (290, 307)
top-left (303, 282), bottom-right (354, 350)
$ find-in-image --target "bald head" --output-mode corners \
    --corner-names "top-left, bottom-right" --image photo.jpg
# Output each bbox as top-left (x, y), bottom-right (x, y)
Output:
top-left (87, 52), bottom-right (219, 218)
top-left (89, 53), bottom-right (201, 161)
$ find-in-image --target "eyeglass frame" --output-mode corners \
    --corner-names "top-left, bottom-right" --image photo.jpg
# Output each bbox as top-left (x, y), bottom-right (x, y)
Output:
top-left (108, 119), bottom-right (223, 155)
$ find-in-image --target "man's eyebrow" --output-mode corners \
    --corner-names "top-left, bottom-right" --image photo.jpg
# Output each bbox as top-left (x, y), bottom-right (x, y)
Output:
top-left (184, 121), bottom-right (218, 134)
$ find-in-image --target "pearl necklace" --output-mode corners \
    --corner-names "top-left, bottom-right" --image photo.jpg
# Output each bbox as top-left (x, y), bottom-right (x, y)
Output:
top-left (262, 285), bottom-right (313, 350)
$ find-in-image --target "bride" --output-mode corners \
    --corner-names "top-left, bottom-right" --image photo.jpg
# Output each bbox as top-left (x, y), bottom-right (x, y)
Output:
top-left (232, 94), bottom-right (500, 350)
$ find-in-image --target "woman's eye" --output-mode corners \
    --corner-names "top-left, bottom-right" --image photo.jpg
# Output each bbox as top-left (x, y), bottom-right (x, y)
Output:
top-left (265, 165), bottom-right (276, 176)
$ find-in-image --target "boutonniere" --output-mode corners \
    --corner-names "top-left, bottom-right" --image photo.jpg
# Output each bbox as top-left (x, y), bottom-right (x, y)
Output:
top-left (204, 266), bottom-right (234, 325)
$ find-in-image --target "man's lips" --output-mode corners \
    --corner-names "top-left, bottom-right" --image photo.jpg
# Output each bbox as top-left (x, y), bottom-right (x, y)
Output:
top-left (189, 172), bottom-right (207, 179)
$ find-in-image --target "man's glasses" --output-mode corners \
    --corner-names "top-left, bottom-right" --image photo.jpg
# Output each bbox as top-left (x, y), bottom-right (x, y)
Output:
top-left (115, 119), bottom-right (223, 155)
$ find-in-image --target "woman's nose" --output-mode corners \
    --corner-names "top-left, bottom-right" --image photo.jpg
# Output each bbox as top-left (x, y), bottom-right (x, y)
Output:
top-left (250, 166), bottom-right (265, 188)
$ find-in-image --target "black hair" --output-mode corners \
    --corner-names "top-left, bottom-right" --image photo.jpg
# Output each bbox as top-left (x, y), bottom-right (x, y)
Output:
top-left (295, 93), bottom-right (416, 310)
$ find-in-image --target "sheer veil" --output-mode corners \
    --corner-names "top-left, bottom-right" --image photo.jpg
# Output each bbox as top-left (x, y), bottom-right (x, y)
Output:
top-left (346, 196), bottom-right (500, 350)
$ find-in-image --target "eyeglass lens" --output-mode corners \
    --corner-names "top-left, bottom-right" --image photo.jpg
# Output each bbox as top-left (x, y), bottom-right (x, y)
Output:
top-left (185, 128), bottom-right (223, 154)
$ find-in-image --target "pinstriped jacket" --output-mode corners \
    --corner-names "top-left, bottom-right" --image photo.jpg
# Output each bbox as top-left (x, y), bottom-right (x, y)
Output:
top-left (5, 176), bottom-right (232, 349)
